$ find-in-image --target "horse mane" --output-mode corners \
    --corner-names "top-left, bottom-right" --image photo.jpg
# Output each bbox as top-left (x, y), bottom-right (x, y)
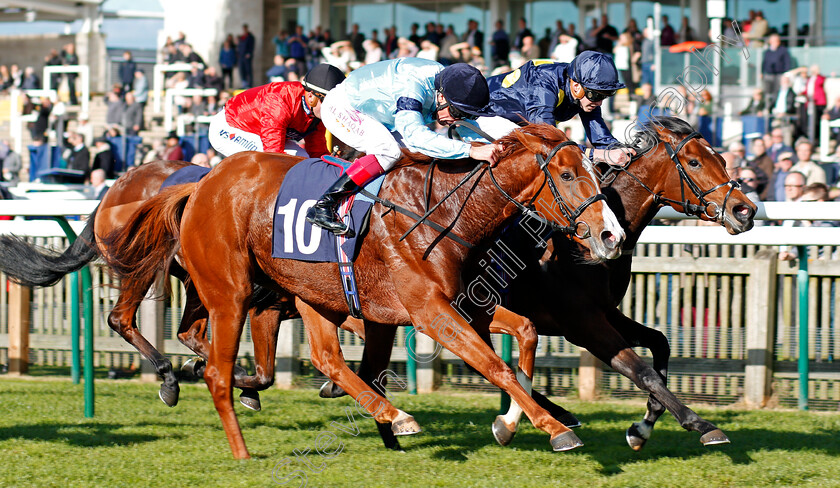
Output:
top-left (389, 123), bottom-right (568, 169)
top-left (624, 116), bottom-right (696, 154)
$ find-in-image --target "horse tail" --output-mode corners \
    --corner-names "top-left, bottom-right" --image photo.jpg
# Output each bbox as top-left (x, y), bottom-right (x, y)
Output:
top-left (100, 184), bottom-right (195, 304)
top-left (0, 207), bottom-right (101, 287)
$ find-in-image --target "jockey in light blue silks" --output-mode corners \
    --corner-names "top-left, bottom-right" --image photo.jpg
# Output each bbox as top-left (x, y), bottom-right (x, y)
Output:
top-left (307, 58), bottom-right (504, 236)
top-left (484, 51), bottom-right (635, 166)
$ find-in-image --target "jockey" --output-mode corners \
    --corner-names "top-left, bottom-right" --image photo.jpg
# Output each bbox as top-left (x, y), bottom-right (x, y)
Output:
top-left (208, 63), bottom-right (345, 159)
top-left (485, 51), bottom-right (635, 166)
top-left (306, 58), bottom-right (502, 236)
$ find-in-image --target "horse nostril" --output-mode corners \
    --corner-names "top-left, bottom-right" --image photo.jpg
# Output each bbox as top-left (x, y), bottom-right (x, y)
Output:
top-left (601, 231), bottom-right (618, 249)
top-left (733, 204), bottom-right (753, 222)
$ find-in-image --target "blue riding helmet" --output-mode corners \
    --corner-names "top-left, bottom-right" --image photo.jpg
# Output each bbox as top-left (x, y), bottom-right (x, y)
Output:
top-left (571, 51), bottom-right (625, 92)
top-left (433, 63), bottom-right (489, 118)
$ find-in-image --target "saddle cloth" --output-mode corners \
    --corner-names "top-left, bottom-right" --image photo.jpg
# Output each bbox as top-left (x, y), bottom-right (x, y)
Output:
top-left (159, 165), bottom-right (212, 190)
top-left (271, 155), bottom-right (385, 262)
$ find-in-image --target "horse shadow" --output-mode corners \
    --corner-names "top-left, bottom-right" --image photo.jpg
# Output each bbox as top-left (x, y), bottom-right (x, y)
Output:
top-left (0, 422), bottom-right (172, 448)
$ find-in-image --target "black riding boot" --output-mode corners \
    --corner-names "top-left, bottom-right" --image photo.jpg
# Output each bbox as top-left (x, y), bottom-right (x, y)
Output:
top-left (306, 173), bottom-right (361, 237)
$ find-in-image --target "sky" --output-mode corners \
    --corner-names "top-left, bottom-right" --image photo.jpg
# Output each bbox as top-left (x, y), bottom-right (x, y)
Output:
top-left (2, 0), bottom-right (163, 50)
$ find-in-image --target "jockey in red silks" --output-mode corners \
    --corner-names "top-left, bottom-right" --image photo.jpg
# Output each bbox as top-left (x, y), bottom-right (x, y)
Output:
top-left (208, 63), bottom-right (345, 159)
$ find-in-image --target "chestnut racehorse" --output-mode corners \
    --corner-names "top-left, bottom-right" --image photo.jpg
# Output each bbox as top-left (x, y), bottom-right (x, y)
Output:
top-left (101, 124), bottom-right (626, 459)
top-left (321, 117), bottom-right (757, 449)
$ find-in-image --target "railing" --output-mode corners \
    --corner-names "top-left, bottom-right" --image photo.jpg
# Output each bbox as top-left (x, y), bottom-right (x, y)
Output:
top-left (151, 63), bottom-right (193, 113)
top-left (163, 88), bottom-right (217, 132)
top-left (1, 200), bottom-right (839, 410)
top-left (42, 65), bottom-right (91, 115)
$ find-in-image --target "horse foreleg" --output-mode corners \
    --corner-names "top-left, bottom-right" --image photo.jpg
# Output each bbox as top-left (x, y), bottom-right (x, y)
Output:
top-left (606, 308), bottom-right (671, 450)
top-left (108, 285), bottom-right (180, 407)
top-left (486, 306), bottom-right (537, 446)
top-left (569, 312), bottom-right (729, 450)
top-left (231, 305), bottom-right (283, 411)
top-left (297, 299), bottom-right (421, 439)
top-left (320, 317), bottom-right (367, 398)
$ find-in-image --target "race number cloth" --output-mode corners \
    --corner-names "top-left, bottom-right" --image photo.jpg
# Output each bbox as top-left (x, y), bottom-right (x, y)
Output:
top-left (159, 165), bottom-right (212, 191)
top-left (271, 155), bottom-right (385, 262)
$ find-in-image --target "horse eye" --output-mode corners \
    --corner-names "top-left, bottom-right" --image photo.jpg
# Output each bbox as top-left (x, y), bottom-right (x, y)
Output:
top-left (688, 159), bottom-right (701, 168)
top-left (560, 172), bottom-right (574, 181)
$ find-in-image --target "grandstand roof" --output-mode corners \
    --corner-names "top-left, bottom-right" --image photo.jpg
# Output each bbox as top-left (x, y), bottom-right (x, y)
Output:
top-left (0, 0), bottom-right (102, 23)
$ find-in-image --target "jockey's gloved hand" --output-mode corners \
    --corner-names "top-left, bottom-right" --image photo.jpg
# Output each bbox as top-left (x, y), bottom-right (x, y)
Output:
top-left (603, 148), bottom-right (636, 167)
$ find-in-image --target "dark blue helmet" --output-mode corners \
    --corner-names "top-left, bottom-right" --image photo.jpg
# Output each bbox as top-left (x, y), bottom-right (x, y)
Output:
top-left (571, 51), bottom-right (625, 91)
top-left (434, 63), bottom-right (489, 118)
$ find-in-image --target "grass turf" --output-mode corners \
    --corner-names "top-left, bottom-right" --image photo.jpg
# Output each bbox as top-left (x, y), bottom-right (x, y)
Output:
top-left (0, 378), bottom-right (839, 487)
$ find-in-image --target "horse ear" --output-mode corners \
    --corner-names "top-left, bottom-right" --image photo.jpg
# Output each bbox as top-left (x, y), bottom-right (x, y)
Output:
top-left (512, 130), bottom-right (548, 156)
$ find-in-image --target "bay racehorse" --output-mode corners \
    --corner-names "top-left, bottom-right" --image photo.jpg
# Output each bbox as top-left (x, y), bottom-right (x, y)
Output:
top-left (101, 124), bottom-right (625, 459)
top-left (321, 117), bottom-right (757, 449)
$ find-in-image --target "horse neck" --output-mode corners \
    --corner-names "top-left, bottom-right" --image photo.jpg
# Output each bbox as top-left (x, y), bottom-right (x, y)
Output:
top-left (606, 157), bottom-right (666, 250)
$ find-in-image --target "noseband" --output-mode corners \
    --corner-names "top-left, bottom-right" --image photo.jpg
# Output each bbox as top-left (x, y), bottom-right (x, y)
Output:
top-left (488, 139), bottom-right (606, 239)
top-left (610, 131), bottom-right (739, 223)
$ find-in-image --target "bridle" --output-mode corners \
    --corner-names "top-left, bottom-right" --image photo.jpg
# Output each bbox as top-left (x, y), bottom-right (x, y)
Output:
top-left (603, 131), bottom-right (740, 222)
top-left (488, 139), bottom-right (605, 239)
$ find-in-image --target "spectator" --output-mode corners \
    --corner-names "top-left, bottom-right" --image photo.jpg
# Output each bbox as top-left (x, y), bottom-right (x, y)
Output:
top-left (790, 139), bottom-right (826, 185)
top-left (206, 147), bottom-right (223, 167)
top-left (594, 14), bottom-right (618, 54)
top-left (118, 51), bottom-right (136, 92)
top-left (45, 48), bottom-right (62, 89)
top-left (614, 32), bottom-right (634, 97)
top-left (728, 141), bottom-right (747, 167)
top-left (417, 40), bottom-right (440, 61)
top-left (698, 89), bottom-right (714, 117)
top-left (187, 62), bottom-right (205, 88)
top-left (823, 95), bottom-right (840, 145)
top-left (321, 40), bottom-right (355, 73)
top-left (583, 18), bottom-right (599, 51)
top-left (749, 137), bottom-right (774, 200)
top-left (162, 132), bottom-right (183, 161)
top-left (660, 15), bottom-right (675, 46)
top-left (21, 66), bottom-right (40, 89)
top-left (173, 31), bottom-right (187, 49)
top-left (265, 56), bottom-right (287, 81)
top-left (513, 17), bottom-right (534, 50)
top-left (762, 34), bottom-right (791, 106)
top-left (166, 72), bottom-right (190, 113)
top-left (9, 64), bottom-right (22, 89)
top-left (132, 69), bottom-right (149, 108)
top-left (122, 92), bottom-right (144, 136)
top-left (639, 26), bottom-right (655, 88)
top-left (1, 140), bottom-right (22, 184)
top-left (105, 91), bottom-right (125, 128)
top-left (624, 18), bottom-right (642, 52)
top-left (678, 16), bottom-right (695, 43)
top-left (91, 137), bottom-right (116, 179)
top-left (806, 65), bottom-right (827, 136)
top-left (408, 23), bottom-right (423, 46)
top-left (462, 19), bottom-right (484, 55)
top-left (75, 113), bottom-right (94, 146)
top-left (721, 152), bottom-right (741, 181)
top-left (287, 25), bottom-right (308, 79)
top-left (180, 44), bottom-right (205, 66)
top-left (238, 24), bottom-right (256, 88)
top-left (490, 21), bottom-right (510, 69)
top-left (740, 88), bottom-right (766, 116)
top-left (423, 23), bottom-right (438, 46)
top-left (0, 65), bottom-right (10, 92)
top-left (773, 152), bottom-right (795, 200)
top-left (772, 75), bottom-right (797, 120)
top-left (548, 20), bottom-right (566, 55)
top-left (552, 34), bottom-right (579, 63)
top-left (30, 97), bottom-right (51, 144)
top-left (65, 131), bottom-right (89, 173)
top-left (745, 10), bottom-right (768, 48)
top-left (347, 23), bottom-right (366, 61)
top-left (738, 167), bottom-right (762, 203)
top-left (777, 171), bottom-right (808, 261)
top-left (439, 25), bottom-right (459, 65)
top-left (273, 30), bottom-right (290, 58)
top-left (566, 23), bottom-right (582, 53)
top-left (768, 127), bottom-right (794, 162)
top-left (219, 35), bottom-right (237, 89)
top-left (362, 39), bottom-right (384, 66)
top-left (636, 82), bottom-right (656, 108)
top-left (191, 153), bottom-right (211, 168)
top-left (88, 168), bottom-right (109, 199)
top-left (396, 38), bottom-right (419, 58)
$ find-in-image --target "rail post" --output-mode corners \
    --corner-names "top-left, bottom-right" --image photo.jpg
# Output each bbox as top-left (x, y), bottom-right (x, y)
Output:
top-left (797, 246), bottom-right (809, 410)
top-left (744, 249), bottom-right (778, 408)
top-left (7, 282), bottom-right (31, 375)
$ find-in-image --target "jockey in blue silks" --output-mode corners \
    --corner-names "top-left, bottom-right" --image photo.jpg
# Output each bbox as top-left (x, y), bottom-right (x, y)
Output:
top-left (485, 51), bottom-right (635, 166)
top-left (307, 58), bottom-right (502, 236)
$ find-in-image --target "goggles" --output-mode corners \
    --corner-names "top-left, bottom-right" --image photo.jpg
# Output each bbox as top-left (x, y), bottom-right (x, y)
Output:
top-left (437, 92), bottom-right (478, 120)
top-left (583, 88), bottom-right (617, 102)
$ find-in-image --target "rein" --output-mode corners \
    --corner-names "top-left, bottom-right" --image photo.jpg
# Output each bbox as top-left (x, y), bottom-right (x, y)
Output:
top-left (603, 131), bottom-right (739, 222)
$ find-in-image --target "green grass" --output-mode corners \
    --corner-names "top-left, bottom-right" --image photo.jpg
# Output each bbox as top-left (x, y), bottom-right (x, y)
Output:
top-left (1, 378), bottom-right (839, 488)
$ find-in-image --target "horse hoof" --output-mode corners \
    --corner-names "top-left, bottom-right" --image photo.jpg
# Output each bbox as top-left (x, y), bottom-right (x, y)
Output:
top-left (557, 412), bottom-right (582, 429)
top-left (181, 358), bottom-right (205, 379)
top-left (700, 429), bottom-right (730, 446)
top-left (550, 430), bottom-right (583, 452)
top-left (492, 416), bottom-right (517, 446)
top-left (159, 383), bottom-right (180, 407)
top-left (391, 411), bottom-right (422, 436)
top-left (239, 390), bottom-right (261, 411)
top-left (626, 420), bottom-right (653, 451)
top-left (319, 380), bottom-right (348, 399)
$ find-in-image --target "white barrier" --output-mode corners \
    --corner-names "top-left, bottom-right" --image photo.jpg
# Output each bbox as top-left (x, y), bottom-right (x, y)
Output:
top-left (152, 63), bottom-right (193, 113)
top-left (163, 88), bottom-right (217, 132)
top-left (42, 65), bottom-right (91, 114)
top-left (656, 202), bottom-right (840, 221)
top-left (0, 199), bottom-right (97, 238)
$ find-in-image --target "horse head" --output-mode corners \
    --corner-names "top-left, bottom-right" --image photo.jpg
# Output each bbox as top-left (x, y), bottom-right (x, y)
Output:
top-left (496, 124), bottom-right (625, 263)
top-left (623, 117), bottom-right (756, 234)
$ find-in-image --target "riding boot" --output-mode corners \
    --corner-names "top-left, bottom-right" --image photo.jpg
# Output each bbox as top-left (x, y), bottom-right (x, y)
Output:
top-left (306, 173), bottom-right (361, 236)
top-left (306, 154), bottom-right (385, 236)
